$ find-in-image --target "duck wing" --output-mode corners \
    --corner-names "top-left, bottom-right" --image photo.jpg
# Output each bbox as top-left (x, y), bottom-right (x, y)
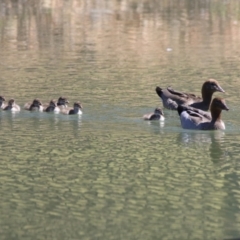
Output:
top-left (186, 109), bottom-right (204, 120)
top-left (23, 102), bottom-right (31, 110)
top-left (3, 106), bottom-right (11, 111)
top-left (143, 113), bottom-right (160, 120)
top-left (181, 105), bottom-right (212, 120)
top-left (167, 87), bottom-right (200, 100)
top-left (178, 105), bottom-right (204, 119)
top-left (156, 86), bottom-right (202, 110)
top-left (178, 105), bottom-right (212, 129)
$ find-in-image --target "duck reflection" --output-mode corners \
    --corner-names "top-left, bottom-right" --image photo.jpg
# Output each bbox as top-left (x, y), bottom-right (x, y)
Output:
top-left (53, 113), bottom-right (82, 137)
top-left (72, 116), bottom-right (82, 137)
top-left (0, 110), bottom-right (18, 131)
top-left (144, 119), bottom-right (165, 128)
top-left (178, 131), bottom-right (226, 163)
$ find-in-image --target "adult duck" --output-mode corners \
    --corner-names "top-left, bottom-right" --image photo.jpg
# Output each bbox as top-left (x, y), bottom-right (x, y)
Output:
top-left (177, 97), bottom-right (229, 130)
top-left (57, 97), bottom-right (69, 108)
top-left (156, 79), bottom-right (225, 110)
top-left (3, 99), bottom-right (21, 112)
top-left (143, 108), bottom-right (164, 121)
top-left (24, 99), bottom-right (43, 111)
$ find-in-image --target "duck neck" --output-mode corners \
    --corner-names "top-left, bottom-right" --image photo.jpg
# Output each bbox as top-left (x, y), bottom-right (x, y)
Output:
top-left (211, 107), bottom-right (222, 122)
top-left (58, 103), bottom-right (67, 108)
top-left (202, 88), bottom-right (213, 106)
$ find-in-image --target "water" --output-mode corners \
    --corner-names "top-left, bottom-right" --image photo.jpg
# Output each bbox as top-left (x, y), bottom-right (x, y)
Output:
top-left (0, 0), bottom-right (240, 239)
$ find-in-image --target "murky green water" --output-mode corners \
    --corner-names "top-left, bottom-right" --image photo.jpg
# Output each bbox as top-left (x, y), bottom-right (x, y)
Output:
top-left (0, 0), bottom-right (240, 239)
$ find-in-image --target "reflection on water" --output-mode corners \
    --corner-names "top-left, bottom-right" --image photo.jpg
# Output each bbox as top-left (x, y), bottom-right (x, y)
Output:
top-left (144, 119), bottom-right (165, 128)
top-left (0, 0), bottom-right (240, 239)
top-left (178, 130), bottom-right (228, 163)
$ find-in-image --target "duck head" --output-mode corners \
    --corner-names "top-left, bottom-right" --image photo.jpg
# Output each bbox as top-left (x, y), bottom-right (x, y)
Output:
top-left (73, 102), bottom-right (83, 110)
top-left (211, 97), bottom-right (229, 112)
top-left (154, 108), bottom-right (164, 116)
top-left (57, 97), bottom-right (69, 107)
top-left (202, 79), bottom-right (225, 94)
top-left (8, 98), bottom-right (15, 106)
top-left (32, 99), bottom-right (42, 107)
top-left (49, 99), bottom-right (57, 107)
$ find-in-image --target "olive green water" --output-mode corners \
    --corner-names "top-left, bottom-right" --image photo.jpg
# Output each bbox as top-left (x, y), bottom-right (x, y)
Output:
top-left (0, 0), bottom-right (240, 239)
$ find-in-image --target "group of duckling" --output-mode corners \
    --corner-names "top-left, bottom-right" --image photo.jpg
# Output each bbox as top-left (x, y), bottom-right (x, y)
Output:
top-left (143, 79), bottom-right (229, 130)
top-left (0, 96), bottom-right (83, 115)
top-left (0, 79), bottom-right (229, 130)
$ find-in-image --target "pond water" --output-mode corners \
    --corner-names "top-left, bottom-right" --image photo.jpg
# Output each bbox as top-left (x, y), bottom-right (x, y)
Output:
top-left (0, 0), bottom-right (240, 239)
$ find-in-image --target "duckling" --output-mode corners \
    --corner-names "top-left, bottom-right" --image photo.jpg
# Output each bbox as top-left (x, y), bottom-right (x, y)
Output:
top-left (0, 96), bottom-right (6, 109)
top-left (44, 99), bottom-right (60, 113)
top-left (62, 102), bottom-right (83, 115)
top-left (143, 108), bottom-right (164, 121)
top-left (177, 97), bottom-right (229, 130)
top-left (24, 99), bottom-right (43, 111)
top-left (156, 79), bottom-right (225, 111)
top-left (3, 99), bottom-right (21, 112)
top-left (57, 97), bottom-right (69, 108)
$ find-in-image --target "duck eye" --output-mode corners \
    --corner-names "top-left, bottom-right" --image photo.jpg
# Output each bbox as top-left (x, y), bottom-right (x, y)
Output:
top-left (210, 82), bottom-right (217, 89)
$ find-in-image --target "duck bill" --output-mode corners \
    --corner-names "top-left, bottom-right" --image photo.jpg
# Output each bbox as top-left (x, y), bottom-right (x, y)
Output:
top-left (216, 85), bottom-right (225, 93)
top-left (223, 103), bottom-right (229, 111)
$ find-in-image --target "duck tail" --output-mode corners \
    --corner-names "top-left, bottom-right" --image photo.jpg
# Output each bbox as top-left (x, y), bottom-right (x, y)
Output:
top-left (155, 86), bottom-right (163, 97)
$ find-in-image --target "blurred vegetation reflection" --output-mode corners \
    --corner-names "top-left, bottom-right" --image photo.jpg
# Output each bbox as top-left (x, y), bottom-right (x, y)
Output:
top-left (1, 0), bottom-right (240, 57)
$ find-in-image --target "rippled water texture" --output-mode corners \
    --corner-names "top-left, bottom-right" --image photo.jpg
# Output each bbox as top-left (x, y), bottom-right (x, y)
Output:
top-left (1, 0), bottom-right (240, 239)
